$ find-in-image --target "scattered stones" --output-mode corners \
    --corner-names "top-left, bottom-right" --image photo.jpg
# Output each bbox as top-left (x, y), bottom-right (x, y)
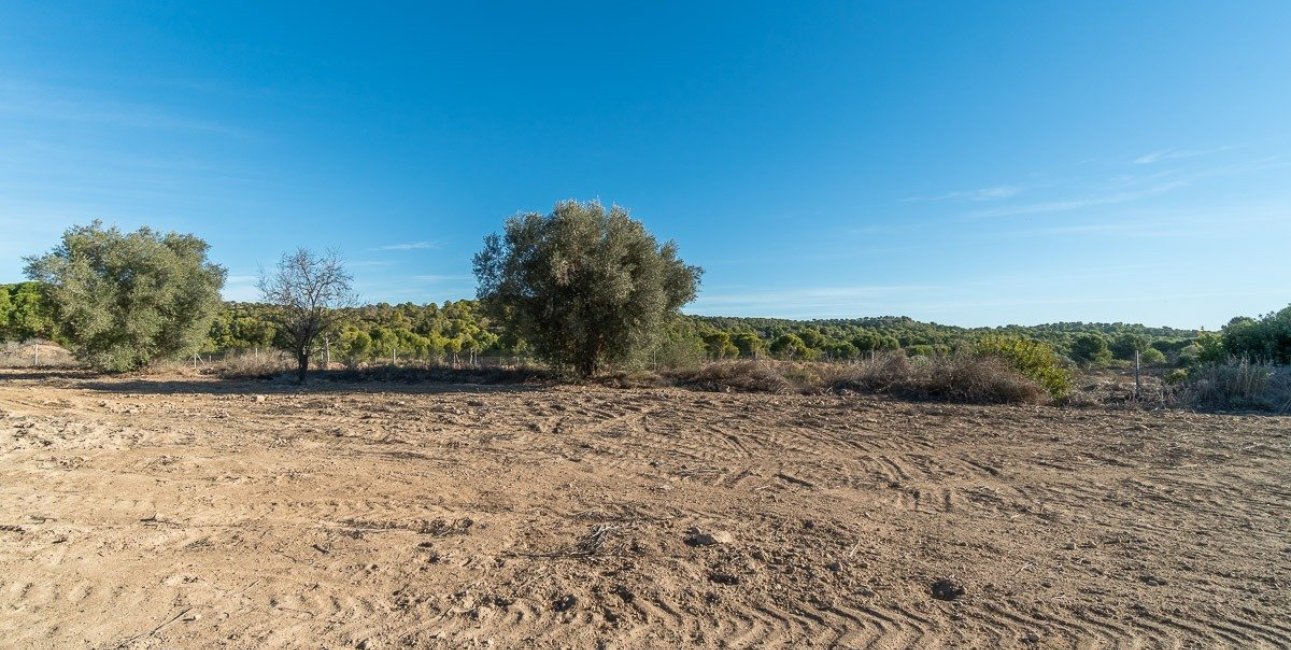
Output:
top-left (931, 578), bottom-right (966, 601)
top-left (708, 572), bottom-right (741, 586)
top-left (552, 594), bottom-right (578, 612)
top-left (423, 518), bottom-right (474, 537)
top-left (611, 584), bottom-right (635, 603)
top-left (1139, 574), bottom-right (1168, 587)
top-left (684, 529), bottom-right (733, 547)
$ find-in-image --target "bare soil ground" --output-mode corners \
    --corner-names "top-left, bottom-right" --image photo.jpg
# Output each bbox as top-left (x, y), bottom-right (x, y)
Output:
top-left (1, 370), bottom-right (1288, 649)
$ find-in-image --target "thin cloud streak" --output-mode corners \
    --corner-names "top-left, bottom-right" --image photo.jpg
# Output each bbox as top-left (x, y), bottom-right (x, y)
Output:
top-left (0, 80), bottom-right (246, 137)
top-left (965, 181), bottom-right (1188, 219)
top-left (412, 274), bottom-right (472, 282)
top-left (903, 185), bottom-right (1021, 202)
top-left (1133, 146), bottom-right (1235, 165)
top-left (373, 241), bottom-right (440, 251)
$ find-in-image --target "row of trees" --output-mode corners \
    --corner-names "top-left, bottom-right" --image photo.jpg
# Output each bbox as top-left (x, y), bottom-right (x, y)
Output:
top-left (10, 204), bottom-right (703, 381)
top-left (8, 205), bottom-right (1286, 381)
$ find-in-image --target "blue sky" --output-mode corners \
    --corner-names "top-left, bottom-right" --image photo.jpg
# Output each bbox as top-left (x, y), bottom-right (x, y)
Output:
top-left (1, 2), bottom-right (1288, 328)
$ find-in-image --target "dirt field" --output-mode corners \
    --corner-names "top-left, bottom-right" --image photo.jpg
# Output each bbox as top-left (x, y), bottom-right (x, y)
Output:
top-left (1, 370), bottom-right (1288, 649)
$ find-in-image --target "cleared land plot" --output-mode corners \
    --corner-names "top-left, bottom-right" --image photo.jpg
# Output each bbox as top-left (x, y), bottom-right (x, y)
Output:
top-left (0, 370), bottom-right (1288, 648)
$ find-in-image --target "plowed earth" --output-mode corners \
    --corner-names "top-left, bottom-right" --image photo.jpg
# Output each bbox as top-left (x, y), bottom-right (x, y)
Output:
top-left (1, 371), bottom-right (1288, 648)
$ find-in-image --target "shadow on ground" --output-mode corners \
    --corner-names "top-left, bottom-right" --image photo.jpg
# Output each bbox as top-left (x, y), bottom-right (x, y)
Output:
top-left (1, 367), bottom-right (552, 397)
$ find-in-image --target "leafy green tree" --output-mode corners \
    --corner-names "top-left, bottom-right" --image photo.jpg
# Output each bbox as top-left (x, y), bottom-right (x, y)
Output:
top-left (0, 286), bottom-right (12, 342)
top-left (1223, 306), bottom-right (1291, 364)
top-left (5, 282), bottom-right (56, 341)
top-left (1069, 333), bottom-right (1112, 367)
top-left (769, 333), bottom-right (813, 359)
top-left (24, 222), bottom-right (226, 371)
top-left (339, 327), bottom-right (372, 366)
top-left (473, 200), bottom-right (702, 377)
top-left (1139, 347), bottom-right (1167, 365)
top-left (731, 331), bottom-right (763, 359)
top-left (823, 340), bottom-right (860, 360)
top-left (258, 248), bottom-right (356, 382)
top-left (1110, 332), bottom-right (1150, 360)
top-left (653, 319), bottom-right (708, 368)
top-left (701, 330), bottom-right (739, 359)
top-left (798, 329), bottom-right (827, 349)
top-left (1194, 331), bottom-right (1228, 365)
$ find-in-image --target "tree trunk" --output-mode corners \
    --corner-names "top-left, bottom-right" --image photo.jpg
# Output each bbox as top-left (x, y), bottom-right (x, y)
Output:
top-left (296, 351), bottom-right (310, 384)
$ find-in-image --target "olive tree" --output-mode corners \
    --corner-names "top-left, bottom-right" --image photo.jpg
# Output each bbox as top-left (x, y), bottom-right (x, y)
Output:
top-left (23, 221), bottom-right (226, 371)
top-left (473, 200), bottom-right (702, 377)
top-left (1070, 333), bottom-right (1112, 367)
top-left (258, 248), bottom-right (356, 383)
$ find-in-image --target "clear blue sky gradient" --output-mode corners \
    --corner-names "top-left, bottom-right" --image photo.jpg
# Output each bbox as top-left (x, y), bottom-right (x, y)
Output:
top-left (2, 2), bottom-right (1288, 328)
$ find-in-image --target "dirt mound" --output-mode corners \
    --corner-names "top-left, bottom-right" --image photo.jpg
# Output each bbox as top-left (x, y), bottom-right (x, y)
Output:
top-left (0, 341), bottom-right (78, 369)
top-left (0, 370), bottom-right (1288, 647)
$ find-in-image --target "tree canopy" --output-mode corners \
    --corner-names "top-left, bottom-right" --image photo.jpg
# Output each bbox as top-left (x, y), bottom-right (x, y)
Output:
top-left (474, 200), bottom-right (702, 377)
top-left (22, 222), bottom-right (226, 371)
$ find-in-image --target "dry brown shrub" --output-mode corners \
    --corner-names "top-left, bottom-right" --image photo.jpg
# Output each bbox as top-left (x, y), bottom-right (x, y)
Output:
top-left (915, 355), bottom-right (1047, 404)
top-left (203, 352), bottom-right (294, 378)
top-left (665, 360), bottom-right (797, 394)
top-left (0, 341), bottom-right (79, 369)
top-left (596, 370), bottom-right (668, 389)
top-left (1173, 360), bottom-right (1291, 413)
top-left (823, 353), bottom-right (914, 393)
top-left (821, 353), bottom-right (1046, 403)
top-left (663, 354), bottom-right (1048, 404)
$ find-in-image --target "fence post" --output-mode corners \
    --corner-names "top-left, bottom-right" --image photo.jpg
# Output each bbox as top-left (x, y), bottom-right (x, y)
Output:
top-left (1134, 349), bottom-right (1141, 401)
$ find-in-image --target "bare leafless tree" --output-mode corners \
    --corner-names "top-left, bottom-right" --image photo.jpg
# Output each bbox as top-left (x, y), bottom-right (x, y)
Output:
top-left (258, 248), bottom-right (357, 383)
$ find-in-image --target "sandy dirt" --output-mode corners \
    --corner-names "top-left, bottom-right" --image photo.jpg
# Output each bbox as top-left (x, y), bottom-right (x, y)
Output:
top-left (1, 370), bottom-right (1288, 649)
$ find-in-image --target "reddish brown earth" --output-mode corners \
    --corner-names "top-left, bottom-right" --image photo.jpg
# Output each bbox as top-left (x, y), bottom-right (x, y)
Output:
top-left (1, 370), bottom-right (1288, 648)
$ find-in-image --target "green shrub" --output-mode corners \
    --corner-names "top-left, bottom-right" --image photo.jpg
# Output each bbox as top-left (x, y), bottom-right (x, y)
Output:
top-left (1222, 306), bottom-right (1291, 363)
top-left (769, 333), bottom-right (816, 360)
top-left (1070, 333), bottom-right (1113, 367)
top-left (975, 336), bottom-right (1072, 399)
top-left (1139, 347), bottom-right (1167, 365)
top-left (1194, 332), bottom-right (1228, 366)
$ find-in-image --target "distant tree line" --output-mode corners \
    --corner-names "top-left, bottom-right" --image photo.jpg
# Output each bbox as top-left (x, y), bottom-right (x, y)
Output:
top-left (4, 209), bottom-right (1287, 380)
top-left (3, 280), bottom-right (1227, 371)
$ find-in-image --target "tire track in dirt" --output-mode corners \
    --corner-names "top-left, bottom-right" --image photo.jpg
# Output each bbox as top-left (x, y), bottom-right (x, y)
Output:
top-left (2, 374), bottom-right (1289, 648)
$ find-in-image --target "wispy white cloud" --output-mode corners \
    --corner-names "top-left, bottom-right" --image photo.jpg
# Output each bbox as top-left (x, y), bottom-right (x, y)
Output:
top-left (373, 241), bottom-right (440, 251)
top-left (691, 285), bottom-right (931, 316)
top-left (1002, 209), bottom-right (1288, 238)
top-left (0, 80), bottom-right (246, 136)
top-left (965, 180), bottom-right (1187, 219)
top-left (904, 185), bottom-right (1021, 202)
top-left (412, 274), bottom-right (472, 282)
top-left (1133, 146), bottom-right (1235, 165)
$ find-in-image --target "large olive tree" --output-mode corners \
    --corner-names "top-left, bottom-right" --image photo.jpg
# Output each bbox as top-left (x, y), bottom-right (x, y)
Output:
top-left (474, 200), bottom-right (702, 377)
top-left (24, 221), bottom-right (227, 371)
